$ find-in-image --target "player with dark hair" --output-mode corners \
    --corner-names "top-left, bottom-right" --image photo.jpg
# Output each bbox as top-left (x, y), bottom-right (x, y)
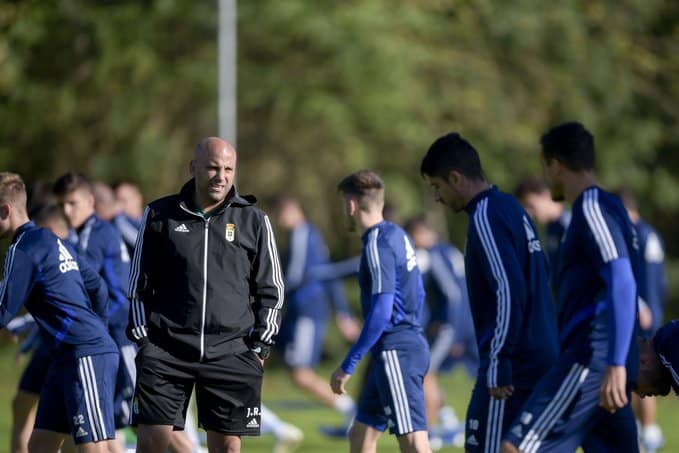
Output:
top-left (0, 172), bottom-right (118, 452)
top-left (53, 172), bottom-right (134, 453)
top-left (502, 122), bottom-right (640, 453)
top-left (635, 320), bottom-right (679, 399)
top-left (421, 132), bottom-right (558, 453)
top-left (330, 170), bottom-right (431, 453)
top-left (617, 187), bottom-right (667, 453)
top-left (112, 180), bottom-right (145, 256)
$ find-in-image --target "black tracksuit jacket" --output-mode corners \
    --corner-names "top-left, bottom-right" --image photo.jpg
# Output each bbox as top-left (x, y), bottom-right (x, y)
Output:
top-left (127, 179), bottom-right (284, 361)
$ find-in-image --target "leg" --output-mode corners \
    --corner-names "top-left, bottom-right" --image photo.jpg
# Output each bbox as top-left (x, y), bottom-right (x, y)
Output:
top-left (396, 430), bottom-right (431, 453)
top-left (136, 425), bottom-right (174, 453)
top-left (423, 372), bottom-right (441, 427)
top-left (206, 431), bottom-right (241, 453)
top-left (634, 395), bottom-right (663, 453)
top-left (582, 402), bottom-right (639, 453)
top-left (169, 431), bottom-right (197, 453)
top-left (77, 440), bottom-right (116, 453)
top-left (291, 367), bottom-right (346, 407)
top-left (501, 441), bottom-right (520, 453)
top-left (349, 421), bottom-right (382, 453)
top-left (11, 390), bottom-right (39, 453)
top-left (27, 428), bottom-right (64, 453)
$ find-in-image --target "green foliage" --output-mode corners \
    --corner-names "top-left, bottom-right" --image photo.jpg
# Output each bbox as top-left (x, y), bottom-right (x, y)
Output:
top-left (0, 0), bottom-right (678, 307)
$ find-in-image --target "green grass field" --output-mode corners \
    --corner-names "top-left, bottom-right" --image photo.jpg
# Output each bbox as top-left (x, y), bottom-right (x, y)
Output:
top-left (1, 342), bottom-right (677, 452)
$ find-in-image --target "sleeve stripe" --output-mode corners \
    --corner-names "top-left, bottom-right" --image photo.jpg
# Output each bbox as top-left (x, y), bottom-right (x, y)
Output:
top-left (127, 207), bottom-right (149, 338)
top-left (430, 251), bottom-right (462, 306)
top-left (583, 189), bottom-right (618, 263)
top-left (367, 228), bottom-right (382, 294)
top-left (659, 353), bottom-right (679, 390)
top-left (0, 234), bottom-right (24, 308)
top-left (116, 216), bottom-right (139, 247)
top-left (286, 223), bottom-right (309, 289)
top-left (261, 215), bottom-right (285, 342)
top-left (473, 198), bottom-right (511, 388)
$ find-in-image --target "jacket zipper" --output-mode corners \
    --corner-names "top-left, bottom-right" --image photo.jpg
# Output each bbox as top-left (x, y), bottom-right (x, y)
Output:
top-left (200, 219), bottom-right (209, 361)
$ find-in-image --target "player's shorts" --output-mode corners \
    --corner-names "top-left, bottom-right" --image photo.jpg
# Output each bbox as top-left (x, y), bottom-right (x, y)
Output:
top-left (35, 351), bottom-right (118, 444)
top-left (132, 338), bottom-right (263, 435)
top-left (281, 316), bottom-right (326, 368)
top-left (355, 342), bottom-right (429, 436)
top-left (18, 341), bottom-right (52, 394)
top-left (108, 323), bottom-right (137, 429)
top-left (503, 356), bottom-right (638, 453)
top-left (464, 379), bottom-right (533, 452)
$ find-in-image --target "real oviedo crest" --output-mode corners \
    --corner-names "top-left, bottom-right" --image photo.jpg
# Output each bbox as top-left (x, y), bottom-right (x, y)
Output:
top-left (225, 223), bottom-right (236, 242)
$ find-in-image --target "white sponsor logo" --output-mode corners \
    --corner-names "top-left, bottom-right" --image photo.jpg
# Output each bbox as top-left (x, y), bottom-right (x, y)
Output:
top-left (246, 418), bottom-right (260, 428)
top-left (174, 224), bottom-right (190, 233)
top-left (520, 411), bottom-right (533, 425)
top-left (58, 239), bottom-right (79, 273)
top-left (467, 434), bottom-right (479, 446)
top-left (511, 424), bottom-right (523, 438)
top-left (524, 216), bottom-right (542, 253)
top-left (75, 426), bottom-right (89, 438)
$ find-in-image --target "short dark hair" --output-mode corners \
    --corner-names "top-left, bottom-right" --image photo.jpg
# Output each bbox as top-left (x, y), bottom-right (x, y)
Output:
top-left (515, 177), bottom-right (549, 199)
top-left (53, 172), bottom-right (92, 196)
top-left (337, 170), bottom-right (385, 211)
top-left (403, 215), bottom-right (429, 235)
top-left (29, 203), bottom-right (66, 227)
top-left (420, 133), bottom-right (485, 181)
top-left (541, 122), bottom-right (595, 171)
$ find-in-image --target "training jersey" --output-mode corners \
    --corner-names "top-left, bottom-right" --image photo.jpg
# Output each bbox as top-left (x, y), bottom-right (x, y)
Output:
top-left (635, 219), bottom-right (667, 335)
top-left (653, 320), bottom-right (679, 395)
top-left (545, 211), bottom-right (571, 291)
top-left (112, 213), bottom-right (141, 257)
top-left (283, 221), bottom-right (350, 319)
top-left (72, 214), bottom-right (131, 329)
top-left (418, 241), bottom-right (474, 342)
top-left (464, 186), bottom-right (558, 389)
top-left (0, 222), bottom-right (117, 357)
top-left (555, 187), bottom-right (640, 374)
top-left (358, 221), bottom-right (425, 348)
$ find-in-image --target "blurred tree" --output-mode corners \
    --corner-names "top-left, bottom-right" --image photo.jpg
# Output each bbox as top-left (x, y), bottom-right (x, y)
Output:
top-left (0, 0), bottom-right (678, 312)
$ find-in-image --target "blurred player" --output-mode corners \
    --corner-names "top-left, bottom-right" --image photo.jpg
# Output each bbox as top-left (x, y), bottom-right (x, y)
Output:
top-left (618, 187), bottom-right (668, 453)
top-left (274, 196), bottom-right (360, 426)
top-left (0, 172), bottom-right (118, 452)
top-left (421, 133), bottom-right (558, 453)
top-left (330, 170), bottom-right (431, 453)
top-left (515, 177), bottom-right (571, 289)
top-left (404, 216), bottom-right (476, 447)
top-left (635, 320), bottom-right (679, 399)
top-left (502, 122), bottom-right (640, 453)
top-left (53, 172), bottom-right (134, 453)
top-left (112, 180), bottom-right (144, 255)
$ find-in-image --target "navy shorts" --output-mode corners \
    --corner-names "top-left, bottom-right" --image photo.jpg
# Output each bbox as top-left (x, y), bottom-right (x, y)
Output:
top-left (356, 346), bottom-right (429, 436)
top-left (464, 379), bottom-right (533, 452)
top-left (18, 341), bottom-right (52, 394)
top-left (504, 358), bottom-right (638, 453)
top-left (279, 315), bottom-right (326, 369)
top-left (35, 351), bottom-right (118, 444)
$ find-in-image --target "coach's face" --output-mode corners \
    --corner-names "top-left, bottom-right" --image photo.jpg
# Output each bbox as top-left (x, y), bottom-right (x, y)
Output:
top-left (58, 188), bottom-right (94, 229)
top-left (425, 173), bottom-right (466, 212)
top-left (190, 142), bottom-right (236, 206)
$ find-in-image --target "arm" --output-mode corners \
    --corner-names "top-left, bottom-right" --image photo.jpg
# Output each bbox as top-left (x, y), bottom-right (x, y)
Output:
top-left (6, 313), bottom-right (36, 336)
top-left (78, 253), bottom-right (109, 321)
top-left (340, 293), bottom-right (394, 374)
top-left (283, 224), bottom-right (307, 293)
top-left (643, 232), bottom-right (667, 330)
top-left (308, 256), bottom-right (360, 281)
top-left (0, 246), bottom-right (37, 327)
top-left (127, 207), bottom-right (151, 344)
top-left (472, 207), bottom-right (528, 391)
top-left (600, 259), bottom-right (637, 366)
top-left (249, 215), bottom-right (285, 346)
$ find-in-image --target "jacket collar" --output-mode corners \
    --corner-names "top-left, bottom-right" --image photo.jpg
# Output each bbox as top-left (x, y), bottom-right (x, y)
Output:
top-left (464, 185), bottom-right (497, 215)
top-left (13, 221), bottom-right (36, 243)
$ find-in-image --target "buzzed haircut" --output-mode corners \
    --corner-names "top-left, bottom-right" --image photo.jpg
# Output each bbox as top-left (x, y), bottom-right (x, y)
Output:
top-left (337, 170), bottom-right (385, 211)
top-left (53, 171), bottom-right (92, 197)
top-left (515, 177), bottom-right (549, 199)
top-left (0, 172), bottom-right (28, 212)
top-left (541, 122), bottom-right (595, 171)
top-left (420, 132), bottom-right (485, 181)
